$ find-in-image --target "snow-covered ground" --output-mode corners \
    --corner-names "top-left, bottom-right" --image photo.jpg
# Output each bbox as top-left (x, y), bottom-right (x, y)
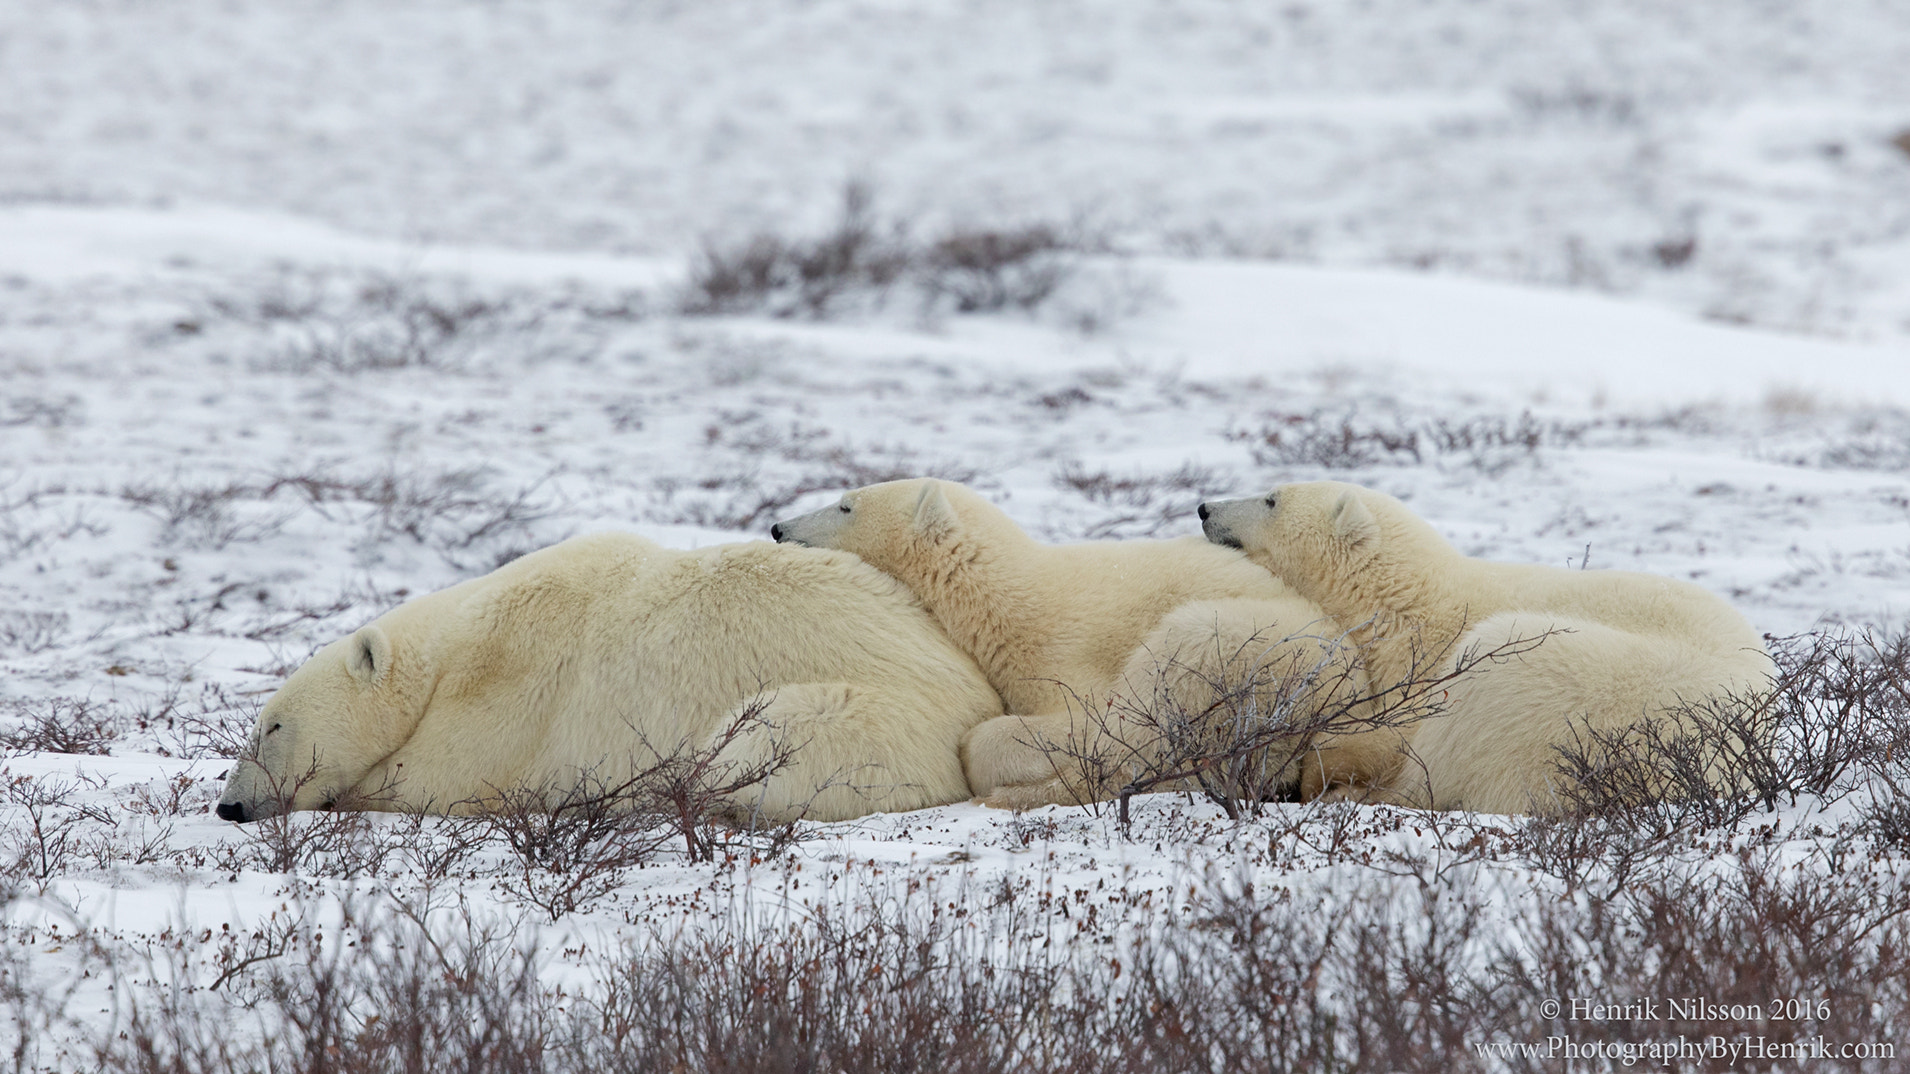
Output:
top-left (6, 1), bottom-right (1910, 340)
top-left (3, 1), bottom-right (1909, 1066)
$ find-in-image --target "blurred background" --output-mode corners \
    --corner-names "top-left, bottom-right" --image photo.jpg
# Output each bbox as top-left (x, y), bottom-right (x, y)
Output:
top-left (6, 0), bottom-right (1908, 338)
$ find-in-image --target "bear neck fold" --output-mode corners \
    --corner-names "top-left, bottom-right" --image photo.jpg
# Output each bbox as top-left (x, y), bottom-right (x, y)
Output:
top-left (1315, 550), bottom-right (1512, 693)
top-left (896, 529), bottom-right (1052, 713)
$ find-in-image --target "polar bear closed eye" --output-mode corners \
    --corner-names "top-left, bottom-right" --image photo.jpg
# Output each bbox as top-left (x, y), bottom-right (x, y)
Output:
top-left (216, 533), bottom-right (1000, 824)
top-left (1200, 481), bottom-right (1774, 814)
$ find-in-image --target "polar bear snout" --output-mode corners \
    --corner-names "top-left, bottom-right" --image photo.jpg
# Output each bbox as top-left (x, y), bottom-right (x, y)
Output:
top-left (1198, 498), bottom-right (1248, 548)
top-left (214, 800), bottom-right (250, 823)
top-left (768, 503), bottom-right (842, 547)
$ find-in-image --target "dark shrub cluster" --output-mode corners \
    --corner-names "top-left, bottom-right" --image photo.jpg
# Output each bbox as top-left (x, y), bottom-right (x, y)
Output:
top-left (679, 183), bottom-right (1081, 320)
top-left (1233, 409), bottom-right (1584, 475)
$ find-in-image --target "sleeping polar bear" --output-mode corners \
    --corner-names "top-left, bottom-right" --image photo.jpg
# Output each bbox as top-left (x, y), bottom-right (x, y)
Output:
top-left (1200, 481), bottom-right (1773, 814)
top-left (214, 533), bottom-right (1001, 824)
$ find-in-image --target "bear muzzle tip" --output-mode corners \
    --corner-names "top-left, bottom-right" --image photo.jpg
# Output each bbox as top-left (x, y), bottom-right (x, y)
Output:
top-left (215, 800), bottom-right (251, 823)
top-left (1200, 512), bottom-right (1242, 549)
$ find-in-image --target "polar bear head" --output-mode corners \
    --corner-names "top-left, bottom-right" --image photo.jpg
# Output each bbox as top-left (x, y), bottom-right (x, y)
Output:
top-left (770, 478), bottom-right (1012, 577)
top-left (1198, 481), bottom-right (1456, 613)
top-left (215, 618), bottom-right (434, 822)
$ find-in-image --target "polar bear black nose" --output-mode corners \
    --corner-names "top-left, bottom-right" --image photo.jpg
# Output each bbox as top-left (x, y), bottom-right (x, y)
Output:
top-left (215, 801), bottom-right (250, 823)
top-left (1197, 503), bottom-right (1211, 522)
top-left (770, 523), bottom-right (785, 542)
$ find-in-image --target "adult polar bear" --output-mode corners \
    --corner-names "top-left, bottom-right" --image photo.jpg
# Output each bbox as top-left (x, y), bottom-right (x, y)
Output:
top-left (772, 478), bottom-right (1393, 809)
top-left (215, 533), bottom-right (1001, 824)
top-left (1199, 481), bottom-right (1773, 814)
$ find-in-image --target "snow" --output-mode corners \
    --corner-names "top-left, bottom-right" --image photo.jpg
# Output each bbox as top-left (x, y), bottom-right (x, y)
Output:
top-left (2, 0), bottom-right (1909, 1062)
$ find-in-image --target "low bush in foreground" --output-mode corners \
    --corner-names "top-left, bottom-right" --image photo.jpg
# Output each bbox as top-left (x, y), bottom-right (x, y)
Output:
top-left (3, 843), bottom-right (1904, 1074)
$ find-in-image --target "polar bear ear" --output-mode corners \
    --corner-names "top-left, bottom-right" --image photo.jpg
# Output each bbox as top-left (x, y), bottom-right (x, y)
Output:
top-left (346, 625), bottom-right (392, 687)
top-left (912, 481), bottom-right (961, 543)
top-left (1330, 491), bottom-right (1379, 550)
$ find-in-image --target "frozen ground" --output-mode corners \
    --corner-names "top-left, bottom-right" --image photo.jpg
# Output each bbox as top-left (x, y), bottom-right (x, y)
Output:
top-left (3, 0), bottom-right (1910, 1067)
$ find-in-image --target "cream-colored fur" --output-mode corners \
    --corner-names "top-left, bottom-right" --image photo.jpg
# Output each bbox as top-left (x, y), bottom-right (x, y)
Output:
top-left (215, 534), bottom-right (1001, 824)
top-left (773, 479), bottom-right (1392, 808)
top-left (1200, 481), bottom-right (1773, 814)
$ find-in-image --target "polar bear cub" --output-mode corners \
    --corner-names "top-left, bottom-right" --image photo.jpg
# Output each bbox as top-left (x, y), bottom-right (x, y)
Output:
top-left (1200, 481), bottom-right (1773, 814)
top-left (215, 533), bottom-right (1002, 824)
top-left (772, 479), bottom-right (1393, 809)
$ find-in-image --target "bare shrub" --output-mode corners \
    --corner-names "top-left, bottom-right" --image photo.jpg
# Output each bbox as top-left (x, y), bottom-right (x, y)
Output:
top-left (0, 490), bottom-right (108, 563)
top-left (1798, 413), bottom-right (1910, 472)
top-left (1010, 627), bottom-right (1556, 828)
top-left (20, 850), bottom-right (1910, 1073)
top-left (0, 609), bottom-right (73, 655)
top-left (677, 184), bottom-right (1084, 321)
top-left (0, 772), bottom-right (113, 885)
top-left (197, 268), bottom-right (628, 375)
top-left (1, 393), bottom-right (82, 429)
top-left (1489, 846), bottom-right (1910, 1069)
top-left (99, 894), bottom-right (549, 1074)
top-left (211, 760), bottom-right (409, 878)
top-left (1507, 808), bottom-right (1684, 898)
top-left (650, 417), bottom-right (981, 530)
top-left (120, 480), bottom-right (296, 550)
top-left (1862, 770), bottom-right (1910, 852)
top-left (919, 224), bottom-right (1070, 313)
top-left (1052, 460), bottom-right (1233, 538)
top-left (1549, 626), bottom-right (1910, 833)
top-left (270, 465), bottom-right (556, 570)
top-left (1231, 409), bottom-right (1582, 474)
top-left (479, 701), bottom-right (808, 919)
top-left (125, 772), bottom-right (207, 818)
top-left (679, 183), bottom-right (911, 319)
top-left (152, 683), bottom-right (259, 760)
top-left (1233, 409), bottom-right (1424, 469)
top-left (0, 698), bottom-right (118, 755)
top-left (1650, 234), bottom-right (1698, 269)
top-left (477, 771), bottom-right (681, 922)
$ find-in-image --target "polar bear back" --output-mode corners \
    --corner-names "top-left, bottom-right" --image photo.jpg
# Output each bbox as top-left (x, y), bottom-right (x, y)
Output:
top-left (418, 534), bottom-right (999, 783)
top-left (1454, 559), bottom-right (1764, 654)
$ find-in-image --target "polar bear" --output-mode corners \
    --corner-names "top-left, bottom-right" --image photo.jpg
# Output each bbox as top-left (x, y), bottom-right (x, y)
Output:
top-left (771, 479), bottom-right (1395, 809)
top-left (214, 533), bottom-right (1001, 825)
top-left (1199, 481), bottom-right (1773, 814)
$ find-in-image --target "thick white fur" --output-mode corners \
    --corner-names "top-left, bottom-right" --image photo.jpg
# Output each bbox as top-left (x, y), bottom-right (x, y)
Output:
top-left (216, 534), bottom-right (1001, 824)
top-left (774, 479), bottom-right (1390, 808)
top-left (1200, 481), bottom-right (1773, 814)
